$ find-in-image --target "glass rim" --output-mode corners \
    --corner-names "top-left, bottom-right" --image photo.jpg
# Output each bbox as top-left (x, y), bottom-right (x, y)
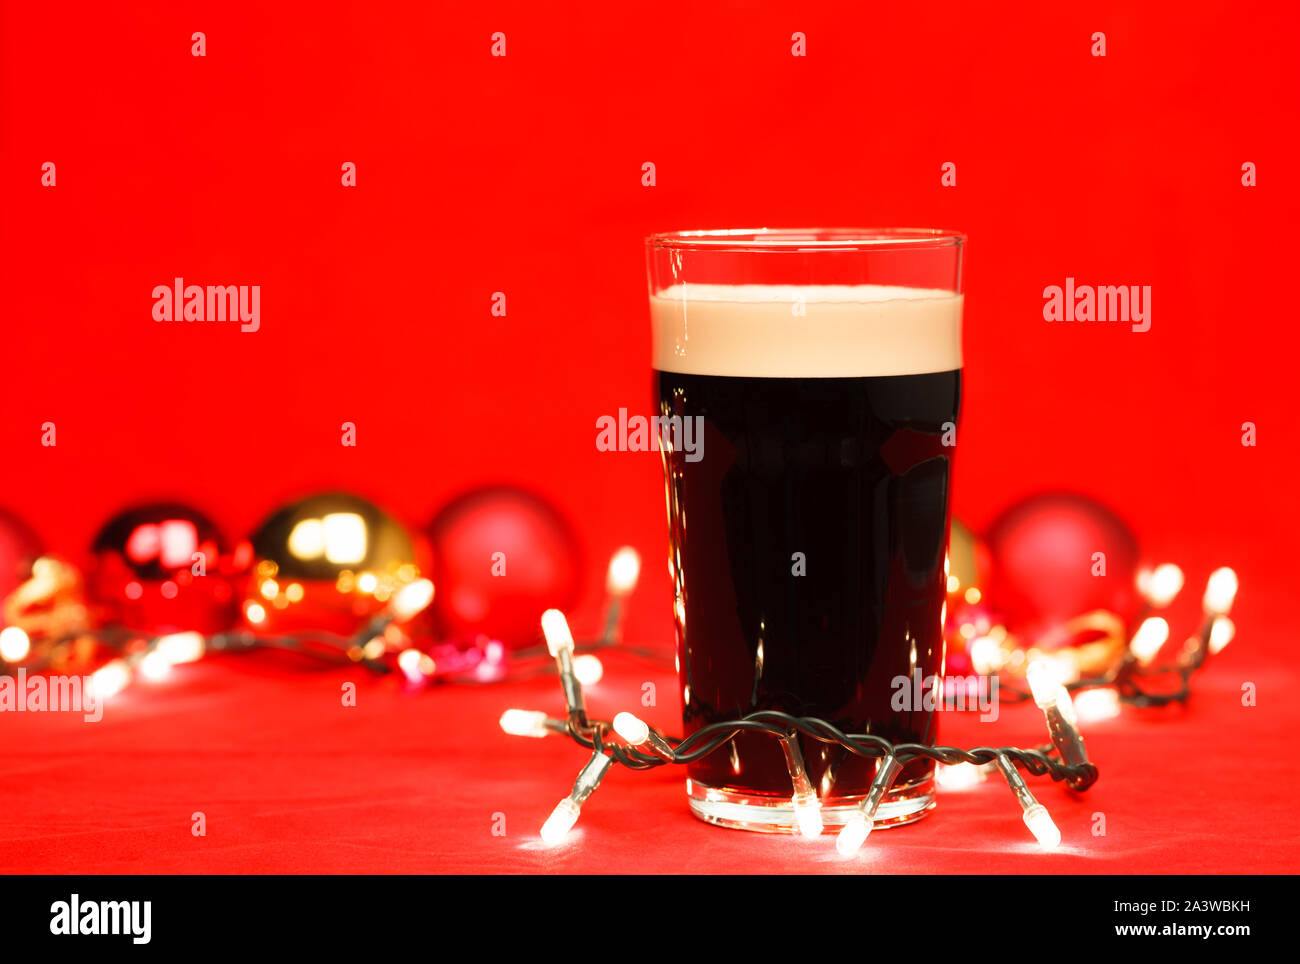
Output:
top-left (646, 227), bottom-right (965, 252)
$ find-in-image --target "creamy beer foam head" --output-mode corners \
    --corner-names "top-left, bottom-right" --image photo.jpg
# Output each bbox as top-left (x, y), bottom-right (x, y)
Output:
top-left (651, 283), bottom-right (963, 377)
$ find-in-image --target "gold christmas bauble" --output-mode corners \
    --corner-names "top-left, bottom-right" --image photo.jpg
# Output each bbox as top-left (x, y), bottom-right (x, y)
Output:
top-left (947, 519), bottom-right (984, 594)
top-left (244, 492), bottom-right (424, 635)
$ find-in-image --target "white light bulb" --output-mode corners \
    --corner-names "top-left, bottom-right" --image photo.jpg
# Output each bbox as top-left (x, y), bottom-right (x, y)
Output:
top-left (1203, 568), bottom-right (1238, 615)
top-left (540, 798), bottom-right (581, 845)
top-left (30, 556), bottom-right (59, 584)
top-left (791, 793), bottom-right (823, 838)
top-left (1209, 617), bottom-right (1236, 654)
top-left (138, 650), bottom-right (171, 681)
top-left (154, 631), bottom-right (205, 665)
top-left (499, 709), bottom-right (550, 738)
top-left (1073, 687), bottom-right (1121, 722)
top-left (1055, 685), bottom-right (1078, 726)
top-left (936, 762), bottom-right (984, 790)
top-left (606, 547), bottom-right (641, 595)
top-left (397, 648), bottom-right (425, 683)
top-left (1130, 617), bottom-right (1170, 665)
top-left (1025, 659), bottom-right (1062, 708)
top-left (572, 654), bottom-right (603, 686)
top-left (1023, 803), bottom-right (1061, 850)
top-left (1143, 563), bottom-right (1184, 607)
top-left (612, 711), bottom-right (650, 745)
top-left (835, 814), bottom-right (871, 856)
top-left (969, 636), bottom-right (1002, 674)
top-left (90, 659), bottom-right (131, 698)
top-left (390, 578), bottom-right (435, 620)
top-left (541, 609), bottom-right (574, 656)
top-left (0, 626), bottom-right (31, 662)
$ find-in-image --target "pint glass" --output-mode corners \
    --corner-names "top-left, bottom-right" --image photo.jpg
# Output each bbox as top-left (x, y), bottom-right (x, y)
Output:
top-left (646, 229), bottom-right (964, 831)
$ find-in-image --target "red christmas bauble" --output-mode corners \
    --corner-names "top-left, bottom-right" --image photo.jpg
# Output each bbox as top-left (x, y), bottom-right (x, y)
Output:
top-left (986, 492), bottom-right (1139, 641)
top-left (0, 506), bottom-right (42, 601)
top-left (89, 503), bottom-right (239, 634)
top-left (427, 487), bottom-right (582, 648)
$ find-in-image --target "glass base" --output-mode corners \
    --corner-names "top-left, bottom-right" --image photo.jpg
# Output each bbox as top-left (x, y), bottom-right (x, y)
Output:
top-left (687, 777), bottom-right (936, 833)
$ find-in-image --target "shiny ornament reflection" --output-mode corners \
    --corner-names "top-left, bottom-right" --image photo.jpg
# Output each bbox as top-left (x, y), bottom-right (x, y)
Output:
top-left (89, 503), bottom-right (237, 634)
top-left (246, 492), bottom-right (425, 637)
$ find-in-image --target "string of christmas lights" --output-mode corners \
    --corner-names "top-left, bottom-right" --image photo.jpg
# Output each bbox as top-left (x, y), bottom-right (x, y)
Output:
top-left (0, 575), bottom-right (438, 698)
top-left (1, 492), bottom-right (1241, 857)
top-left (973, 564), bottom-right (1239, 718)
top-left (3, 540), bottom-right (1237, 735)
top-left (5, 526), bottom-right (1243, 858)
top-left (503, 607), bottom-right (1100, 853)
top-left (0, 547), bottom-right (654, 699)
top-left (501, 562), bottom-right (1239, 853)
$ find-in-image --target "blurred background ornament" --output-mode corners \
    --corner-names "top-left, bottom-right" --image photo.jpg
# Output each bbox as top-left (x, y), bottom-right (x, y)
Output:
top-left (986, 493), bottom-right (1140, 644)
top-left (946, 519), bottom-right (990, 599)
top-left (427, 487), bottom-right (581, 649)
top-left (0, 482), bottom-right (1235, 719)
top-left (1031, 610), bottom-right (1129, 680)
top-left (89, 502), bottom-right (239, 635)
top-left (941, 519), bottom-right (994, 675)
top-left (247, 491), bottom-right (427, 638)
top-left (3, 556), bottom-right (90, 641)
top-left (0, 506), bottom-right (43, 602)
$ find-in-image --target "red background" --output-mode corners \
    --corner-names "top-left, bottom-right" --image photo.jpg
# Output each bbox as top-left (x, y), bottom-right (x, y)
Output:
top-left (2, 1), bottom-right (1299, 873)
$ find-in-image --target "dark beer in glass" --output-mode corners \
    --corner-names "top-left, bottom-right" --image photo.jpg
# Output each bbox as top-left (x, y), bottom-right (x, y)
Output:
top-left (647, 229), bottom-right (964, 831)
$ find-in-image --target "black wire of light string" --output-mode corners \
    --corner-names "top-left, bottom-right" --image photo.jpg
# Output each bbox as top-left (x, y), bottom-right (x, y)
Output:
top-left (572, 709), bottom-right (1098, 790)
top-left (995, 636), bottom-right (1211, 709)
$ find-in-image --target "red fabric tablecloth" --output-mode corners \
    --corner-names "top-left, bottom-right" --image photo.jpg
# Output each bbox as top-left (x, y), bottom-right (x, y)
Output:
top-left (3, 590), bottom-right (1296, 875)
